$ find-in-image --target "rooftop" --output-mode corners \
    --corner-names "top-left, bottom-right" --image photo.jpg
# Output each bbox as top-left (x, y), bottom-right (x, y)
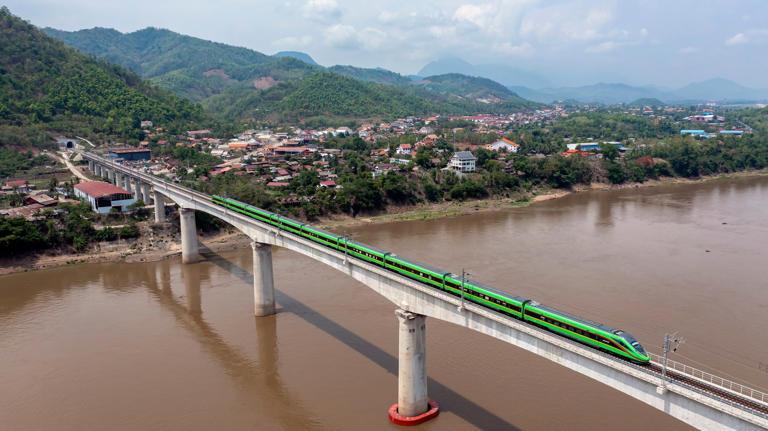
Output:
top-left (74, 181), bottom-right (131, 198)
top-left (108, 148), bottom-right (151, 154)
top-left (452, 151), bottom-right (477, 161)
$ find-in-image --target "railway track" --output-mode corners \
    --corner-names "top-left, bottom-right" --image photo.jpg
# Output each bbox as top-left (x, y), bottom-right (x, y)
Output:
top-left (640, 362), bottom-right (768, 417)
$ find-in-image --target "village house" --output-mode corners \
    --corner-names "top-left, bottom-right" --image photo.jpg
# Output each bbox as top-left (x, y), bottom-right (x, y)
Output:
top-left (74, 181), bottom-right (136, 214)
top-left (396, 143), bottom-right (412, 155)
top-left (23, 193), bottom-right (57, 207)
top-left (2, 179), bottom-right (33, 194)
top-left (449, 151), bottom-right (477, 173)
top-left (487, 137), bottom-right (519, 153)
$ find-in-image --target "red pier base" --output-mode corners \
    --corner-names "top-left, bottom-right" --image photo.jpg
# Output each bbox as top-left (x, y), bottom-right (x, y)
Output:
top-left (388, 400), bottom-right (440, 426)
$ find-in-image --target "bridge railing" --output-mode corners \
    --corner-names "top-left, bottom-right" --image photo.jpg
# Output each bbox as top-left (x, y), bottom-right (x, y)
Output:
top-left (649, 352), bottom-right (768, 406)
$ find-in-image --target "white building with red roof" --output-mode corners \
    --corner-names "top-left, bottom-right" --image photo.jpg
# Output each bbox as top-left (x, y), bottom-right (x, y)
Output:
top-left (74, 181), bottom-right (136, 214)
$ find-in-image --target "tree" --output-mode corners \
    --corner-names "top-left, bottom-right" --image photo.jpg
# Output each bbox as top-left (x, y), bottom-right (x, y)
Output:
top-left (379, 171), bottom-right (416, 204)
top-left (338, 175), bottom-right (384, 216)
top-left (475, 147), bottom-right (492, 168)
top-left (604, 160), bottom-right (627, 184)
top-left (599, 143), bottom-right (620, 161)
top-left (48, 177), bottom-right (58, 194)
top-left (414, 148), bottom-right (433, 169)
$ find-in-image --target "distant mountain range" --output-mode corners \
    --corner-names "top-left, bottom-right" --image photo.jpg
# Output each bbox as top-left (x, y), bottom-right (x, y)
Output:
top-left (418, 57), bottom-right (551, 89)
top-left (511, 79), bottom-right (768, 104)
top-left (419, 57), bottom-right (768, 104)
top-left (43, 27), bottom-right (536, 122)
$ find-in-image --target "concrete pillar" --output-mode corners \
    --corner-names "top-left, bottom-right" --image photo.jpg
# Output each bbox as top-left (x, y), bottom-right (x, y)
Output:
top-left (251, 241), bottom-right (276, 316)
top-left (142, 183), bottom-right (152, 204)
top-left (124, 176), bottom-right (133, 195)
top-left (88, 160), bottom-right (94, 173)
top-left (396, 309), bottom-right (428, 417)
top-left (132, 177), bottom-right (139, 197)
top-left (94, 164), bottom-right (101, 177)
top-left (115, 172), bottom-right (123, 189)
top-left (180, 208), bottom-right (200, 264)
top-left (153, 191), bottom-right (165, 223)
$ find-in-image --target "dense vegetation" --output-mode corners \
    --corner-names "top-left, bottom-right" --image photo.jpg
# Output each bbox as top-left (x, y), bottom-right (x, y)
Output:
top-left (0, 149), bottom-right (53, 177)
top-left (45, 25), bottom-right (538, 123)
top-left (327, 65), bottom-right (413, 86)
top-left (415, 73), bottom-right (523, 103)
top-left (0, 8), bottom-right (202, 147)
top-left (0, 202), bottom-right (140, 257)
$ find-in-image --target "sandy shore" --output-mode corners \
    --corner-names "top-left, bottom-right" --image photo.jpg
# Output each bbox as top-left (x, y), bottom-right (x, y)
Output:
top-left (2, 169), bottom-right (766, 276)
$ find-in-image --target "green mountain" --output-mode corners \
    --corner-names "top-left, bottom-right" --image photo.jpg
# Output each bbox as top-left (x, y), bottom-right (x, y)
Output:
top-left (0, 8), bottom-right (201, 147)
top-left (327, 65), bottom-right (413, 86)
top-left (43, 26), bottom-right (321, 101)
top-left (203, 72), bottom-right (462, 123)
top-left (414, 73), bottom-right (527, 104)
top-left (273, 51), bottom-right (318, 66)
top-left (44, 25), bottom-right (537, 122)
top-left (627, 98), bottom-right (666, 107)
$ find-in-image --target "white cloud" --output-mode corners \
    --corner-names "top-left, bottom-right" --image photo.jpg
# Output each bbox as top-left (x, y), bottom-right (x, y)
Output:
top-left (494, 41), bottom-right (534, 56)
top-left (520, 2), bottom-right (615, 42)
top-left (453, 3), bottom-right (495, 28)
top-left (585, 40), bottom-right (620, 53)
top-left (725, 29), bottom-right (768, 46)
top-left (679, 46), bottom-right (699, 54)
top-left (303, 0), bottom-right (341, 22)
top-left (725, 32), bottom-right (748, 45)
top-left (323, 24), bottom-right (387, 51)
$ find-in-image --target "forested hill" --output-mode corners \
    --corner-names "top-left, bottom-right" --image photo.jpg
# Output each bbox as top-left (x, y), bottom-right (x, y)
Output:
top-left (44, 25), bottom-right (540, 122)
top-left (43, 26), bottom-right (321, 101)
top-left (414, 73), bottom-right (528, 104)
top-left (0, 8), bottom-right (202, 147)
top-left (203, 72), bottom-right (459, 123)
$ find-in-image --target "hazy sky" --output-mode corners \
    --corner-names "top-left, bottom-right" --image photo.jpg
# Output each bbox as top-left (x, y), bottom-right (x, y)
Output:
top-left (7, 0), bottom-right (768, 87)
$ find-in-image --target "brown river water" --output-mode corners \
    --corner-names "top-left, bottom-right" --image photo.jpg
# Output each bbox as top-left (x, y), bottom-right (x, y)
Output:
top-left (2, 176), bottom-right (768, 431)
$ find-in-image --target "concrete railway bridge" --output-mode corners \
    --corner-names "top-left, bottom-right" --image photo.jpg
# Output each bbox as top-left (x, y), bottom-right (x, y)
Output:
top-left (82, 152), bottom-right (768, 430)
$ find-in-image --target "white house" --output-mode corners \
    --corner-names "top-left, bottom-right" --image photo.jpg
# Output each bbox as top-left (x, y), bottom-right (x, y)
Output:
top-left (449, 151), bottom-right (477, 173)
top-left (74, 181), bottom-right (136, 214)
top-left (396, 143), bottom-right (413, 155)
top-left (487, 138), bottom-right (519, 153)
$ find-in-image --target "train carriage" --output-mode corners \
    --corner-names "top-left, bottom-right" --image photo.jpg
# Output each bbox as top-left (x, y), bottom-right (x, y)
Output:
top-left (212, 195), bottom-right (650, 364)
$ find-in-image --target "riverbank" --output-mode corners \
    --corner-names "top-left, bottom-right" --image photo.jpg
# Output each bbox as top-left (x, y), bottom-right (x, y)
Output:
top-left (317, 169), bottom-right (768, 229)
top-left (2, 169), bottom-right (767, 276)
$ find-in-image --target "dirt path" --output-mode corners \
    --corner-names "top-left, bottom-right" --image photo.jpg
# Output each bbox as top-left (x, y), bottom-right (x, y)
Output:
top-left (52, 151), bottom-right (90, 181)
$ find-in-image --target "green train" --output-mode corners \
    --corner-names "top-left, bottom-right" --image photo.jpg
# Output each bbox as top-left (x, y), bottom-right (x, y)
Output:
top-left (213, 195), bottom-right (650, 364)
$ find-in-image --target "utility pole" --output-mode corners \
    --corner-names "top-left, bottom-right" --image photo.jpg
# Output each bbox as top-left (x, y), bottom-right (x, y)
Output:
top-left (662, 332), bottom-right (685, 385)
top-left (458, 269), bottom-right (470, 312)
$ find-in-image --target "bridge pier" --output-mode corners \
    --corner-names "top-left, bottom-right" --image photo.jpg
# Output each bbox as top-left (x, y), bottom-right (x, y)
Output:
top-left (389, 309), bottom-right (439, 425)
top-left (133, 177), bottom-right (143, 202)
top-left (142, 182), bottom-right (152, 204)
top-left (154, 191), bottom-right (166, 223)
top-left (251, 241), bottom-right (276, 316)
top-left (180, 208), bottom-right (200, 264)
top-left (125, 176), bottom-right (138, 199)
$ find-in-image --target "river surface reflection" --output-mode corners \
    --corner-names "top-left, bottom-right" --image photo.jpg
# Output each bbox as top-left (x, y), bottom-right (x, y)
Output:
top-left (1, 176), bottom-right (767, 430)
